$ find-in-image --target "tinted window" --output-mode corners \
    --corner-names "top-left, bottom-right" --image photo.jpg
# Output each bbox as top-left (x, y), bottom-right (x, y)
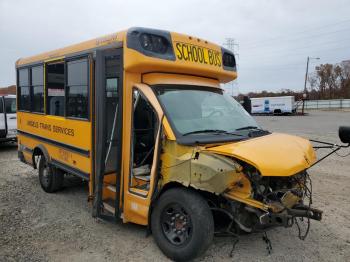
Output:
top-left (67, 59), bottom-right (88, 86)
top-left (18, 68), bottom-right (31, 111)
top-left (19, 68), bottom-right (29, 86)
top-left (32, 86), bottom-right (44, 113)
top-left (5, 98), bottom-right (16, 114)
top-left (66, 58), bottom-right (89, 119)
top-left (47, 62), bottom-right (65, 116)
top-left (31, 66), bottom-right (44, 113)
top-left (32, 66), bottom-right (44, 86)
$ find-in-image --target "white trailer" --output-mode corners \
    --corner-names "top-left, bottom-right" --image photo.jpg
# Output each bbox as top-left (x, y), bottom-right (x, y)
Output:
top-left (0, 95), bottom-right (17, 142)
top-left (251, 96), bottom-right (295, 114)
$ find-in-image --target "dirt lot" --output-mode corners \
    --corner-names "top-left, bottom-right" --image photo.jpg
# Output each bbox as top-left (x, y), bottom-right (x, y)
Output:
top-left (1, 111), bottom-right (349, 262)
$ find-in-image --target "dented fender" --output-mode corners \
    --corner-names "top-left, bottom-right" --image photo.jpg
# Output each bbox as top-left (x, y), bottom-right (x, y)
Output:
top-left (160, 140), bottom-right (244, 194)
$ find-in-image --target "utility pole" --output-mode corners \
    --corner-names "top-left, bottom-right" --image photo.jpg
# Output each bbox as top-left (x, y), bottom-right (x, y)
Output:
top-left (303, 56), bottom-right (310, 95)
top-left (302, 56), bottom-right (320, 114)
top-left (223, 38), bottom-right (239, 96)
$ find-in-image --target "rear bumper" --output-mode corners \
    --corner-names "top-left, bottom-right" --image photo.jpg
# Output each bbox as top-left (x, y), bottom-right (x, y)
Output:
top-left (0, 136), bottom-right (17, 142)
top-left (0, 129), bottom-right (17, 142)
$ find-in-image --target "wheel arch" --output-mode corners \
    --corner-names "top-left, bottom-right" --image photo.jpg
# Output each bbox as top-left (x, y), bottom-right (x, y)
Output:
top-left (32, 144), bottom-right (50, 169)
top-left (148, 181), bottom-right (218, 228)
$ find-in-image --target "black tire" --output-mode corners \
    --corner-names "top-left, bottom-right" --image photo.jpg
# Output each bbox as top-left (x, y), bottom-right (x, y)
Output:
top-left (151, 188), bottom-right (214, 261)
top-left (38, 155), bottom-right (64, 193)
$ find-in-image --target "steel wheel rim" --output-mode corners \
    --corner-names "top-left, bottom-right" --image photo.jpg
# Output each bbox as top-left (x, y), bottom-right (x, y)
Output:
top-left (160, 203), bottom-right (192, 246)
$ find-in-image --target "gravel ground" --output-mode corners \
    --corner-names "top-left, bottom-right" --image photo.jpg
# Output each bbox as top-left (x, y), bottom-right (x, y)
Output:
top-left (0, 111), bottom-right (349, 262)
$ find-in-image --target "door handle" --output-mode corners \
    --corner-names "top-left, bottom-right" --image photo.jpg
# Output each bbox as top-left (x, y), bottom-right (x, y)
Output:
top-left (10, 117), bottom-right (16, 119)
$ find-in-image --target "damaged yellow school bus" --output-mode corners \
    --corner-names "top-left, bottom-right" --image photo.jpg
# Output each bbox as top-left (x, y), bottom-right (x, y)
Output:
top-left (16, 27), bottom-right (323, 261)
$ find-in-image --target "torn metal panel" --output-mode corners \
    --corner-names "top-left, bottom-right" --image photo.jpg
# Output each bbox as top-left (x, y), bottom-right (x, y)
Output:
top-left (160, 139), bottom-right (244, 194)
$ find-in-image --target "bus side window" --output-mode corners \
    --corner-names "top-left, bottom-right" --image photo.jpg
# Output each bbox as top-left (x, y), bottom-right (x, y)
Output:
top-left (31, 65), bottom-right (44, 113)
top-left (18, 68), bottom-right (30, 111)
top-left (66, 58), bottom-right (89, 119)
top-left (47, 62), bottom-right (65, 116)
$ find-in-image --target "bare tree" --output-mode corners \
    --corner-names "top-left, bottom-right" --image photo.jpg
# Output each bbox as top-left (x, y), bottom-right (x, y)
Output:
top-left (308, 62), bottom-right (350, 99)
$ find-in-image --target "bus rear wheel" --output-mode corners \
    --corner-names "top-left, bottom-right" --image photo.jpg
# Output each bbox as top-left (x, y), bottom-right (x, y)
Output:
top-left (151, 188), bottom-right (214, 261)
top-left (38, 156), bottom-right (64, 193)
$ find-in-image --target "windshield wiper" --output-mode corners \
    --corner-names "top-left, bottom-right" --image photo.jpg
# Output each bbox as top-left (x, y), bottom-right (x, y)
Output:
top-left (235, 126), bottom-right (261, 131)
top-left (182, 129), bottom-right (245, 137)
top-left (235, 126), bottom-right (270, 137)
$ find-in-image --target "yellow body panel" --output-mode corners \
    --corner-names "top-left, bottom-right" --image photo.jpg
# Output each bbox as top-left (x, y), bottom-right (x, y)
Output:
top-left (142, 73), bottom-right (220, 88)
top-left (18, 134), bottom-right (91, 174)
top-left (18, 112), bottom-right (91, 152)
top-left (205, 133), bottom-right (316, 177)
top-left (123, 32), bottom-right (236, 83)
top-left (17, 112), bottom-right (92, 174)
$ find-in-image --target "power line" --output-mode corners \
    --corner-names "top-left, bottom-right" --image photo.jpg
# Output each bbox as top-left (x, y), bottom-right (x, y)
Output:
top-left (243, 18), bottom-right (350, 47)
top-left (244, 27), bottom-right (350, 50)
top-left (245, 35), bottom-right (350, 56)
top-left (243, 43), bottom-right (350, 62)
top-left (242, 38), bottom-right (350, 60)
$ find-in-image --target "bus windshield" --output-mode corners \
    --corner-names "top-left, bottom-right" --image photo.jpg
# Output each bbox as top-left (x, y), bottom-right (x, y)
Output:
top-left (154, 85), bottom-right (258, 137)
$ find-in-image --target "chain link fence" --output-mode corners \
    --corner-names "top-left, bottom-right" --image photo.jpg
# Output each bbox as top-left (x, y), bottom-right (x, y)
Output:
top-left (303, 99), bottom-right (350, 110)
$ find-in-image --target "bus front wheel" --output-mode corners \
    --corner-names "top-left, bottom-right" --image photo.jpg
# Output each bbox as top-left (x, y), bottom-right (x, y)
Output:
top-left (151, 188), bottom-right (214, 261)
top-left (38, 156), bottom-right (64, 193)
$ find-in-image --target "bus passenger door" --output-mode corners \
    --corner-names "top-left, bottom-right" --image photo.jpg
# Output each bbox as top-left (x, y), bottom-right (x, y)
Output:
top-left (93, 48), bottom-right (123, 220)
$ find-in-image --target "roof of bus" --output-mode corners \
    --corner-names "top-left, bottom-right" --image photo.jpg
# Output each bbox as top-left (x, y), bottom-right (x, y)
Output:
top-left (16, 27), bottom-right (237, 83)
top-left (16, 30), bottom-right (127, 66)
top-left (16, 28), bottom-right (225, 67)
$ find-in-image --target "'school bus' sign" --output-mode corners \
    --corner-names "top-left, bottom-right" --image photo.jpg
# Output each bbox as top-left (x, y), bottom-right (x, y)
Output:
top-left (174, 42), bottom-right (222, 67)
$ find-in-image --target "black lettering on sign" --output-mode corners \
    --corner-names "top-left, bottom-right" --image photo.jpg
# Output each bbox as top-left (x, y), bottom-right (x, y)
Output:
top-left (27, 120), bottom-right (38, 128)
top-left (215, 51), bottom-right (222, 66)
top-left (39, 122), bottom-right (52, 131)
top-left (25, 120), bottom-right (75, 137)
top-left (175, 42), bottom-right (222, 67)
top-left (53, 125), bottom-right (75, 136)
top-left (176, 43), bottom-right (183, 59)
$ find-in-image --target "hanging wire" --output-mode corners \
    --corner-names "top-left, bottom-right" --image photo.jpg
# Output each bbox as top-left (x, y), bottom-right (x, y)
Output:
top-left (293, 172), bottom-right (312, 240)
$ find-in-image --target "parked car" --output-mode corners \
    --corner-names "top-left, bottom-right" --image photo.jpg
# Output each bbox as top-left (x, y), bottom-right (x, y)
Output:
top-left (0, 95), bottom-right (17, 142)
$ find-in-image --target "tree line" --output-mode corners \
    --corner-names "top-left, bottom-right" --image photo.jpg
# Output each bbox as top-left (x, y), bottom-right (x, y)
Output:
top-left (308, 61), bottom-right (350, 99)
top-left (236, 61), bottom-right (350, 100)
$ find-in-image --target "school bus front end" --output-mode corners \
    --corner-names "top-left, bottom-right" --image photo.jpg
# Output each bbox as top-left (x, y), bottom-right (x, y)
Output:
top-left (16, 27), bottom-right (322, 262)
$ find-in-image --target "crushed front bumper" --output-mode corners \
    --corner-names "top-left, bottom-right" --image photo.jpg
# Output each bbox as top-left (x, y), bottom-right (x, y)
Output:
top-left (259, 205), bottom-right (323, 228)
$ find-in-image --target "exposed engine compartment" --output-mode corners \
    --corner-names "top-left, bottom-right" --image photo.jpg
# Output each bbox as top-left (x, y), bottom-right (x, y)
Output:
top-left (211, 161), bottom-right (322, 240)
top-left (244, 166), bottom-right (307, 211)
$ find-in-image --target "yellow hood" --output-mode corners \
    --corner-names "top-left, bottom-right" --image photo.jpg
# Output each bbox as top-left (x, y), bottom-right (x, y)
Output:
top-left (205, 133), bottom-right (316, 177)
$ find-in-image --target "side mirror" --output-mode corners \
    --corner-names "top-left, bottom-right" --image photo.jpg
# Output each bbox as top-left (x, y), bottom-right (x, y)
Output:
top-left (339, 126), bottom-right (350, 144)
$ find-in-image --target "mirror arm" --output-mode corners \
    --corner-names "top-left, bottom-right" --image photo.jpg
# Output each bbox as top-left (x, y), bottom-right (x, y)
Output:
top-left (310, 139), bottom-right (349, 149)
top-left (309, 146), bottom-right (342, 168)
top-left (309, 139), bottom-right (349, 168)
